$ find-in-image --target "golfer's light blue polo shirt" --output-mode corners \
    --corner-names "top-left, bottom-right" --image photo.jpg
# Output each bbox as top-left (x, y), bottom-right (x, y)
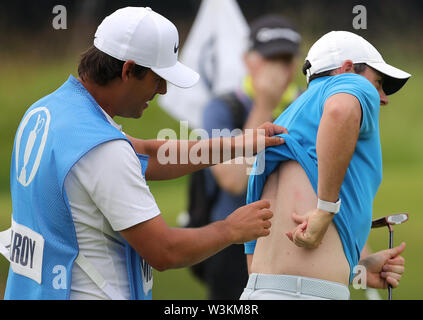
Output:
top-left (244, 73), bottom-right (381, 283)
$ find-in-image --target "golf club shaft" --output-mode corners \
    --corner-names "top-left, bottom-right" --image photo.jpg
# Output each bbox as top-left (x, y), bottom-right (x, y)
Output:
top-left (389, 230), bottom-right (393, 250)
top-left (388, 230), bottom-right (393, 300)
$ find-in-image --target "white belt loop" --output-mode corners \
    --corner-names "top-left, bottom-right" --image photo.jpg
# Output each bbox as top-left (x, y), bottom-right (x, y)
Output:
top-left (249, 273), bottom-right (258, 289)
top-left (296, 277), bottom-right (302, 295)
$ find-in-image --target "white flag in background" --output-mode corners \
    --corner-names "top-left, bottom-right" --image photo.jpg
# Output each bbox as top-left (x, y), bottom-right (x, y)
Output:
top-left (158, 0), bottom-right (249, 129)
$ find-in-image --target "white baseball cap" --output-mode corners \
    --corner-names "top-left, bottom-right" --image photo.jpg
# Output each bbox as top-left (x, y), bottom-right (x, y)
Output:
top-left (304, 31), bottom-right (411, 95)
top-left (94, 7), bottom-right (199, 88)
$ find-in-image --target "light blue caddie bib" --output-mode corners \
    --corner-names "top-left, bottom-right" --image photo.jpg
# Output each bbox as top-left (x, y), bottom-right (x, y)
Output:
top-left (4, 75), bottom-right (153, 300)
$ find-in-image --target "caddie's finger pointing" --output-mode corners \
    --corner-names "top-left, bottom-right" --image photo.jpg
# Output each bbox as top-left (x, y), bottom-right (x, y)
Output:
top-left (252, 199), bottom-right (270, 209)
top-left (264, 136), bottom-right (285, 147)
top-left (259, 209), bottom-right (273, 221)
top-left (263, 219), bottom-right (271, 229)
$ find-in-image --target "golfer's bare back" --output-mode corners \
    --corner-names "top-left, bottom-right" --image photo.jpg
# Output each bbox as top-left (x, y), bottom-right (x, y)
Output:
top-left (248, 160), bottom-right (350, 285)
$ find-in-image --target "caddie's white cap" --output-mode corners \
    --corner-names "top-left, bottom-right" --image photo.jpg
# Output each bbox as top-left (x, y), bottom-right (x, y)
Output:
top-left (94, 7), bottom-right (199, 88)
top-left (304, 31), bottom-right (411, 95)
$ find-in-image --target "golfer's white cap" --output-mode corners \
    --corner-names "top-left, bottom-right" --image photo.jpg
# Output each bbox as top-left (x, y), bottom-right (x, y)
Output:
top-left (94, 7), bottom-right (199, 88)
top-left (304, 31), bottom-right (411, 95)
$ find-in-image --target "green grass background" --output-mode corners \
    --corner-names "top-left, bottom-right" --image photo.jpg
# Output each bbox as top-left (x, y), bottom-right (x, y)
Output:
top-left (0, 52), bottom-right (421, 300)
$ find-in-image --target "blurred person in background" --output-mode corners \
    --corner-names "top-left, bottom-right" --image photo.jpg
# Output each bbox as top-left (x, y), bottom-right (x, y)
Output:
top-left (197, 15), bottom-right (302, 300)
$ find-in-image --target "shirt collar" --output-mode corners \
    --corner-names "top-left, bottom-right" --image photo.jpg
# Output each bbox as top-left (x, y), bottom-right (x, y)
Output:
top-left (99, 107), bottom-right (123, 132)
top-left (308, 76), bottom-right (331, 87)
top-left (68, 75), bottom-right (123, 132)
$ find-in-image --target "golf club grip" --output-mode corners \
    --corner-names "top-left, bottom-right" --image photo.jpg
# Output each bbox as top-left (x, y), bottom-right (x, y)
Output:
top-left (388, 285), bottom-right (392, 300)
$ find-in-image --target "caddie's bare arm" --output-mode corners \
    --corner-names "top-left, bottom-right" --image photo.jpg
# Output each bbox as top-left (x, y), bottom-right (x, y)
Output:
top-left (120, 200), bottom-right (272, 271)
top-left (286, 93), bottom-right (361, 249)
top-left (127, 122), bottom-right (286, 180)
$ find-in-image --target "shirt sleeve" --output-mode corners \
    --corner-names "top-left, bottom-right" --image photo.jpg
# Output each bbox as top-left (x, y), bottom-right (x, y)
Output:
top-left (322, 73), bottom-right (380, 137)
top-left (68, 139), bottom-right (161, 231)
top-left (244, 240), bottom-right (257, 255)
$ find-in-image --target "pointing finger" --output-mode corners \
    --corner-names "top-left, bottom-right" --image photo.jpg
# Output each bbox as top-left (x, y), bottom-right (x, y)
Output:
top-left (264, 136), bottom-right (285, 147)
top-left (286, 231), bottom-right (293, 242)
top-left (260, 209), bottom-right (273, 220)
top-left (252, 199), bottom-right (270, 209)
top-left (263, 220), bottom-right (271, 229)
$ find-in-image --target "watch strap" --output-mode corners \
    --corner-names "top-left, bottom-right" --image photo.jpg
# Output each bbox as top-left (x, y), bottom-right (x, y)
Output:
top-left (317, 198), bottom-right (341, 214)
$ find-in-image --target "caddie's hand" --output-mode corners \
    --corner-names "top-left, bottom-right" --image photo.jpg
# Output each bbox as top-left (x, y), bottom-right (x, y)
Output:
top-left (258, 121), bottom-right (288, 150)
top-left (359, 242), bottom-right (406, 289)
top-left (240, 122), bottom-right (287, 155)
top-left (225, 199), bottom-right (273, 244)
top-left (286, 208), bottom-right (334, 249)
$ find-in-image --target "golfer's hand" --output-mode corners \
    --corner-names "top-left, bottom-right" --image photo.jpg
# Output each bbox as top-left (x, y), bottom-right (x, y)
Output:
top-left (225, 200), bottom-right (273, 244)
top-left (359, 242), bottom-right (406, 289)
top-left (239, 122), bottom-right (288, 155)
top-left (286, 209), bottom-right (334, 249)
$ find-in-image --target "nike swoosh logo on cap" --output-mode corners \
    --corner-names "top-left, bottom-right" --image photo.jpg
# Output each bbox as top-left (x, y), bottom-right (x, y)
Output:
top-left (174, 43), bottom-right (179, 54)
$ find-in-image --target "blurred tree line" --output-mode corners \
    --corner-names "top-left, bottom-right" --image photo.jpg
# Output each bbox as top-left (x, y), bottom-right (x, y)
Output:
top-left (0, 0), bottom-right (421, 192)
top-left (0, 0), bottom-right (421, 58)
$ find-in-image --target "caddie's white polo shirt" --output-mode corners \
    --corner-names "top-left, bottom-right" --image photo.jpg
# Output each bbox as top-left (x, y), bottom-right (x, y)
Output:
top-left (64, 111), bottom-right (160, 299)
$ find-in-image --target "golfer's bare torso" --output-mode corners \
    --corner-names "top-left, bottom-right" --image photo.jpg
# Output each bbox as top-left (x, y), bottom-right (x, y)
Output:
top-left (249, 160), bottom-right (350, 286)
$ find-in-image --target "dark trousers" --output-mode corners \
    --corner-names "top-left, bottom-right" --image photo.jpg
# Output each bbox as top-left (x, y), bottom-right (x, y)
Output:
top-left (203, 244), bottom-right (249, 300)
